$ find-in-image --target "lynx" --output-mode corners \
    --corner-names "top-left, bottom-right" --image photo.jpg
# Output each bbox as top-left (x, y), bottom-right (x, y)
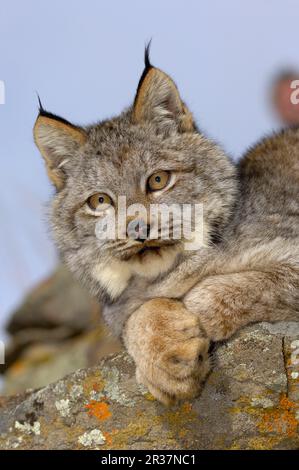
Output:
top-left (34, 47), bottom-right (299, 404)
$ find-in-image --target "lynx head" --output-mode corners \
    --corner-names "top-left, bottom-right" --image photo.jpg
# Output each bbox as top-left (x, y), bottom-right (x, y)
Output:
top-left (34, 46), bottom-right (236, 302)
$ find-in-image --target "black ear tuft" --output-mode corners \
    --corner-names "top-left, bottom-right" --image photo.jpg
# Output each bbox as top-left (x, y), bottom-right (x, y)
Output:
top-left (134, 41), bottom-right (154, 106)
top-left (144, 39), bottom-right (152, 69)
top-left (35, 94), bottom-right (75, 127)
top-left (37, 93), bottom-right (44, 113)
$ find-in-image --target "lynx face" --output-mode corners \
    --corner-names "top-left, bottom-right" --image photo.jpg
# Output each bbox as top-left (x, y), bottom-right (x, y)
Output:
top-left (34, 49), bottom-right (236, 301)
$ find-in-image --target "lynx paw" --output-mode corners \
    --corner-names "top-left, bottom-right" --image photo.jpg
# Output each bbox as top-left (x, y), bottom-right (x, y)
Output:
top-left (124, 299), bottom-right (211, 405)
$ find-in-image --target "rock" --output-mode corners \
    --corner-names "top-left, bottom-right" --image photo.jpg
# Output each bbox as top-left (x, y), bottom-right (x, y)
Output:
top-left (7, 265), bottom-right (100, 335)
top-left (1, 265), bottom-right (121, 392)
top-left (2, 327), bottom-right (121, 395)
top-left (0, 323), bottom-right (298, 450)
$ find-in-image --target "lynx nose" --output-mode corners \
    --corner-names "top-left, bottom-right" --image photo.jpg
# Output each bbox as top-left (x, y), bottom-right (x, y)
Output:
top-left (127, 218), bottom-right (150, 242)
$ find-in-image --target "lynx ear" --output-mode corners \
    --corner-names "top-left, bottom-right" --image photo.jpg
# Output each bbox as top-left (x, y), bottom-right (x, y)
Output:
top-left (133, 47), bottom-right (195, 133)
top-left (34, 107), bottom-right (87, 190)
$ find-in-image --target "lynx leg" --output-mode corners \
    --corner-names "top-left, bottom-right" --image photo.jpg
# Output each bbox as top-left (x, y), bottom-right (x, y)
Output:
top-left (184, 265), bottom-right (299, 341)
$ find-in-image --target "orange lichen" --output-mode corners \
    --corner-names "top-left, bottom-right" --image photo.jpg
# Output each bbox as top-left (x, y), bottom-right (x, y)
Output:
top-left (228, 393), bottom-right (299, 441)
top-left (158, 403), bottom-right (198, 447)
top-left (258, 394), bottom-right (298, 438)
top-left (85, 400), bottom-right (112, 421)
top-left (161, 402), bottom-right (197, 431)
top-left (82, 371), bottom-right (104, 395)
top-left (102, 431), bottom-right (113, 446)
top-left (102, 419), bottom-right (152, 449)
top-left (92, 383), bottom-right (101, 392)
top-left (8, 360), bottom-right (26, 374)
top-left (181, 402), bottom-right (193, 413)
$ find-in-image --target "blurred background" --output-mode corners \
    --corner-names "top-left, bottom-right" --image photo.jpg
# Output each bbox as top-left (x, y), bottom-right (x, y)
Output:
top-left (1, 0), bottom-right (299, 392)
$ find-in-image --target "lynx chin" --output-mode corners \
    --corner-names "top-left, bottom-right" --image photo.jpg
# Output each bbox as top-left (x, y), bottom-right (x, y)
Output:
top-left (34, 45), bottom-right (299, 404)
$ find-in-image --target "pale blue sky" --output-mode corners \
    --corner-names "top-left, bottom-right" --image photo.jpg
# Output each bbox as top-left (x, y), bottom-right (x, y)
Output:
top-left (1, 0), bottom-right (299, 342)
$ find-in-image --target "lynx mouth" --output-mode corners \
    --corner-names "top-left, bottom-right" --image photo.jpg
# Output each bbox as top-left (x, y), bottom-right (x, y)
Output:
top-left (137, 245), bottom-right (162, 257)
top-left (127, 243), bottom-right (164, 261)
top-left (119, 240), bottom-right (178, 261)
top-left (116, 241), bottom-right (181, 277)
top-left (137, 238), bottom-right (179, 253)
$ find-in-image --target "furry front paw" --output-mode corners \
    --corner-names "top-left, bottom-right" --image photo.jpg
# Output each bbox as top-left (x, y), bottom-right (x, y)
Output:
top-left (124, 299), bottom-right (211, 405)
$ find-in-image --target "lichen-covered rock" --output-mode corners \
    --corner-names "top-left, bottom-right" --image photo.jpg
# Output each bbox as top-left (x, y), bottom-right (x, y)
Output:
top-left (0, 323), bottom-right (298, 450)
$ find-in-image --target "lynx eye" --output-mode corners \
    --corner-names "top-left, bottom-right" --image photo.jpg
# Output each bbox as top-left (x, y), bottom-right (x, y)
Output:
top-left (147, 171), bottom-right (170, 191)
top-left (87, 193), bottom-right (112, 211)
